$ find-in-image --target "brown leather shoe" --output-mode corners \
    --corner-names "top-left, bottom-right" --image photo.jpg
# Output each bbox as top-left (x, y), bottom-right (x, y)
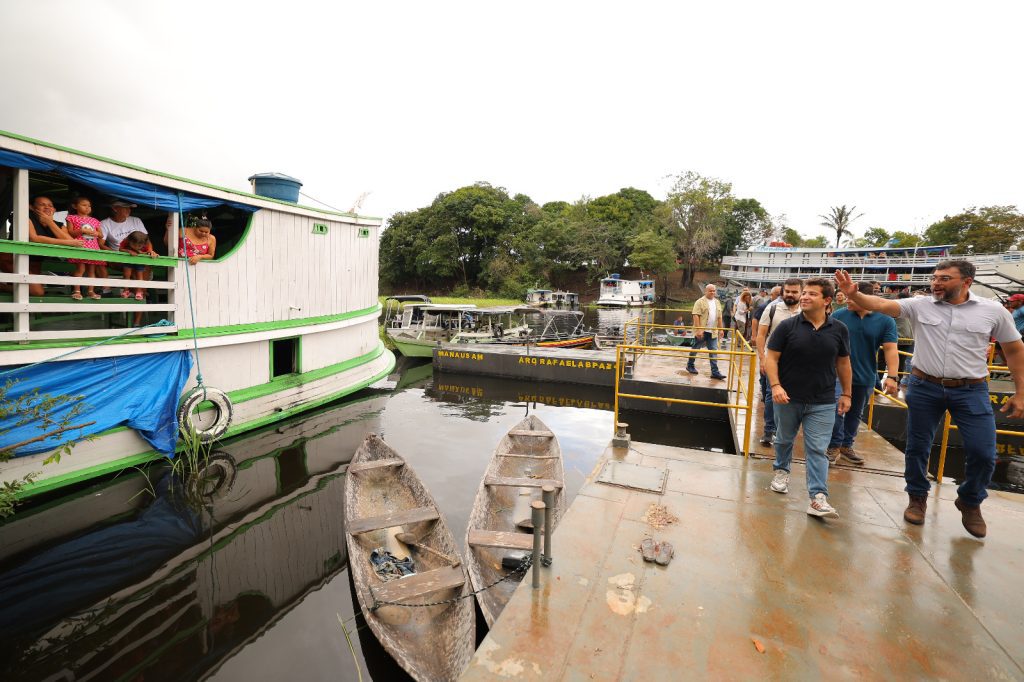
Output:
top-left (826, 447), bottom-right (841, 464)
top-left (904, 494), bottom-right (927, 525)
top-left (954, 498), bottom-right (987, 538)
top-left (839, 446), bottom-right (864, 465)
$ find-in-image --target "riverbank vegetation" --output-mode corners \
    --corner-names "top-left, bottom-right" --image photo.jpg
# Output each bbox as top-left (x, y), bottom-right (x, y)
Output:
top-left (379, 171), bottom-right (1024, 300)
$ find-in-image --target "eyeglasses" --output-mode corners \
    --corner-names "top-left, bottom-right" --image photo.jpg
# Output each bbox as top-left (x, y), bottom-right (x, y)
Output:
top-left (930, 275), bottom-right (961, 283)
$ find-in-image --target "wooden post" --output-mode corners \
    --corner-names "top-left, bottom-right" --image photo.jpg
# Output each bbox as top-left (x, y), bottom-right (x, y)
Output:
top-left (531, 501), bottom-right (545, 588)
top-left (12, 169), bottom-right (29, 341)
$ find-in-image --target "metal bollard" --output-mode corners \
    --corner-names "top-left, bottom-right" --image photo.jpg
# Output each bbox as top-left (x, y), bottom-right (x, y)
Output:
top-left (531, 501), bottom-right (545, 588)
top-left (542, 485), bottom-right (555, 565)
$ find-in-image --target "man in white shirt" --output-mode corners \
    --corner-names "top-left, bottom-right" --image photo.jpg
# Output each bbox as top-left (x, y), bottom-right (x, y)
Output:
top-left (99, 200), bottom-right (150, 291)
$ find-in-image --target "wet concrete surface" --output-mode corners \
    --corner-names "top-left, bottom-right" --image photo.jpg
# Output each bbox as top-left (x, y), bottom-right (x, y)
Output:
top-left (464, 443), bottom-right (1024, 680)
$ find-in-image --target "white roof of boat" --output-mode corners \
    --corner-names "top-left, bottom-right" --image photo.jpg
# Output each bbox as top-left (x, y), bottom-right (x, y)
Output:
top-left (473, 306), bottom-right (543, 315)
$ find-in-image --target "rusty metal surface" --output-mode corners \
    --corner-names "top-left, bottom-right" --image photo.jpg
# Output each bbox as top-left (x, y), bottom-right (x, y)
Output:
top-left (595, 460), bottom-right (667, 493)
top-left (462, 443), bottom-right (1024, 680)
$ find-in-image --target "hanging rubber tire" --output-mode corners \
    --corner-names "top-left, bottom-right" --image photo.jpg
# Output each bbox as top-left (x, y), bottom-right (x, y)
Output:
top-left (177, 386), bottom-right (233, 443)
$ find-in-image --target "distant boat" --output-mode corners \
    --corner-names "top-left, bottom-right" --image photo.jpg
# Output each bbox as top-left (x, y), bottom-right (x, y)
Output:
top-left (525, 289), bottom-right (579, 309)
top-left (465, 415), bottom-right (564, 627)
top-left (382, 297), bottom-right (478, 357)
top-left (345, 434), bottom-right (474, 682)
top-left (596, 274), bottom-right (655, 307)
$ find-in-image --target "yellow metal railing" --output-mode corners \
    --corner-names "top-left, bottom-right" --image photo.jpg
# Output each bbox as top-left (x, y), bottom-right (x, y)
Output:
top-left (866, 354), bottom-right (1024, 483)
top-left (613, 318), bottom-right (758, 456)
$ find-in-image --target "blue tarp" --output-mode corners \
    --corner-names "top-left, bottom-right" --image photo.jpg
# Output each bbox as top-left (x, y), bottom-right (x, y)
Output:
top-left (0, 149), bottom-right (258, 213)
top-left (1, 350), bottom-right (193, 457)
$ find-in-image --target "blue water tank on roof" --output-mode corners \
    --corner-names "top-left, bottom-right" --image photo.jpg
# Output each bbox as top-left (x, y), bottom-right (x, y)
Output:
top-left (248, 172), bottom-right (302, 203)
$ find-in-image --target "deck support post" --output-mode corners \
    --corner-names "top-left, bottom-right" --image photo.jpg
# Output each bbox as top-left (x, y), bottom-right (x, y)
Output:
top-left (531, 500), bottom-right (545, 588)
top-left (542, 485), bottom-right (555, 564)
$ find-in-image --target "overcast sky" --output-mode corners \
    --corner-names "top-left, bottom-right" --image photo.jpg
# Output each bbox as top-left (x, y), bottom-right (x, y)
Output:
top-left (2, 1), bottom-right (1021, 240)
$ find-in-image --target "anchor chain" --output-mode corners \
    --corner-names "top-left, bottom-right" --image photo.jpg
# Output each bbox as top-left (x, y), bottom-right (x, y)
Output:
top-left (369, 554), bottom-right (545, 611)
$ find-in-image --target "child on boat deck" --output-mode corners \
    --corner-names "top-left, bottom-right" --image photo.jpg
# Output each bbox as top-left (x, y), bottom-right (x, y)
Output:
top-left (119, 231), bottom-right (157, 301)
top-left (65, 196), bottom-right (105, 300)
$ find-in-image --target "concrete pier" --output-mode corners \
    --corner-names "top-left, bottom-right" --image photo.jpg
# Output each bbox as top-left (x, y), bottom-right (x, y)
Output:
top-left (462, 443), bottom-right (1024, 680)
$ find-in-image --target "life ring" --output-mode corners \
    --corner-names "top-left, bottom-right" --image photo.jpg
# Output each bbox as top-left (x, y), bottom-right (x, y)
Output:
top-left (494, 324), bottom-right (504, 338)
top-left (177, 386), bottom-right (233, 443)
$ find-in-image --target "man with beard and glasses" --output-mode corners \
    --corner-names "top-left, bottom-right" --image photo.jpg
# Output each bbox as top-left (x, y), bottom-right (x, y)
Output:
top-left (836, 261), bottom-right (1024, 538)
top-left (755, 279), bottom-right (802, 445)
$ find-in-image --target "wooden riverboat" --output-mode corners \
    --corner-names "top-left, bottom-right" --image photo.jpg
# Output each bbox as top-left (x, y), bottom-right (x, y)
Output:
top-left (464, 415), bottom-right (564, 627)
top-left (383, 300), bottom-right (478, 357)
top-left (596, 274), bottom-right (655, 307)
top-left (344, 434), bottom-right (474, 682)
top-left (0, 131), bottom-right (394, 497)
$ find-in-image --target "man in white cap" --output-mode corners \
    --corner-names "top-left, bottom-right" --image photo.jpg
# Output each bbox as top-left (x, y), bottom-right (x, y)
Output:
top-left (99, 200), bottom-right (149, 293)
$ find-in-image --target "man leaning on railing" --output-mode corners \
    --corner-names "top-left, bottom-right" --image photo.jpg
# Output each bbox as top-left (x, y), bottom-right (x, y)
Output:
top-left (836, 262), bottom-right (1024, 539)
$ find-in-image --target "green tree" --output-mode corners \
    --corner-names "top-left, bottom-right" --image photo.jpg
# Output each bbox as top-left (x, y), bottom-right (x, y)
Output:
top-left (720, 197), bottom-right (771, 256)
top-left (923, 206), bottom-right (1024, 254)
top-left (855, 227), bottom-right (891, 248)
top-left (781, 227), bottom-right (804, 246)
top-left (659, 172), bottom-right (734, 287)
top-left (889, 230), bottom-right (922, 247)
top-left (627, 228), bottom-right (678, 299)
top-left (802, 235), bottom-right (829, 248)
top-left (820, 205), bottom-right (864, 247)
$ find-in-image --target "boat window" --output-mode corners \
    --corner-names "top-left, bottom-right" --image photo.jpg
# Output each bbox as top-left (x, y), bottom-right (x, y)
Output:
top-left (271, 337), bottom-right (300, 378)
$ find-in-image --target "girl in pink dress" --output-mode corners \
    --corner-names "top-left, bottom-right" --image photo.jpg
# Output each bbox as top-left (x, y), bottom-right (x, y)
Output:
top-left (65, 197), bottom-right (105, 300)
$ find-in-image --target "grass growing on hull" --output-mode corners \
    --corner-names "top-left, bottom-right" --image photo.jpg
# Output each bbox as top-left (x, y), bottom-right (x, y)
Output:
top-left (0, 380), bottom-right (95, 518)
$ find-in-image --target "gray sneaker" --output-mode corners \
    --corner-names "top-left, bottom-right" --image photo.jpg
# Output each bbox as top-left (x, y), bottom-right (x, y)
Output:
top-left (807, 493), bottom-right (839, 518)
top-left (770, 470), bottom-right (790, 494)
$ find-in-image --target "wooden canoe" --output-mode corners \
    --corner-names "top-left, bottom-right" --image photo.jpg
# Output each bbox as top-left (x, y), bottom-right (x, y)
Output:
top-left (344, 434), bottom-right (474, 682)
top-left (464, 415), bottom-right (564, 627)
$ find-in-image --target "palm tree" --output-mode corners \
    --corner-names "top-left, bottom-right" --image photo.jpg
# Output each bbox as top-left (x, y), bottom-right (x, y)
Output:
top-left (820, 205), bottom-right (864, 247)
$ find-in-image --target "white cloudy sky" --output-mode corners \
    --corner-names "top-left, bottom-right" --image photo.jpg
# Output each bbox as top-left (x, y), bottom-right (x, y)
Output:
top-left (2, 1), bottom-right (1021, 239)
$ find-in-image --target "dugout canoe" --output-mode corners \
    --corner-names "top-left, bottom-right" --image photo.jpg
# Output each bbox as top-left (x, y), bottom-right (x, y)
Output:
top-left (344, 434), bottom-right (474, 682)
top-left (464, 415), bottom-right (565, 627)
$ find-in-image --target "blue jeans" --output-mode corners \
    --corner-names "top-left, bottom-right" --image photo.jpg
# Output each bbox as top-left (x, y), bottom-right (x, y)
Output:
top-left (773, 402), bottom-right (836, 499)
top-left (687, 332), bottom-right (721, 375)
top-left (904, 375), bottom-right (996, 506)
top-left (760, 371), bottom-right (775, 434)
top-left (829, 382), bottom-right (871, 448)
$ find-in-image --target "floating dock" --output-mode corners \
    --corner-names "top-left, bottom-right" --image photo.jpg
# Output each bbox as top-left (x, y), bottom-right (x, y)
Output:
top-left (462, 441), bottom-right (1024, 679)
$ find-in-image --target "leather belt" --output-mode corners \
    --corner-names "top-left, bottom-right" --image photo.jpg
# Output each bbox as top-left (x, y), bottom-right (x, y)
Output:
top-left (911, 367), bottom-right (987, 387)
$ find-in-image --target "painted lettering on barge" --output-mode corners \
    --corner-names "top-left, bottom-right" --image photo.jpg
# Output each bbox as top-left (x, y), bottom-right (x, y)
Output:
top-left (436, 384), bottom-right (485, 397)
top-left (437, 350), bottom-right (484, 361)
top-left (517, 357), bottom-right (613, 371)
top-left (518, 394), bottom-right (612, 410)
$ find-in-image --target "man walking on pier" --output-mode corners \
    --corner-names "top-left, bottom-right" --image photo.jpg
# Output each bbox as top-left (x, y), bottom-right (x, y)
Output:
top-left (686, 284), bottom-right (727, 380)
top-left (764, 278), bottom-right (852, 518)
top-left (755, 280), bottom-right (802, 445)
top-left (826, 281), bottom-right (900, 466)
top-left (836, 263), bottom-right (1024, 538)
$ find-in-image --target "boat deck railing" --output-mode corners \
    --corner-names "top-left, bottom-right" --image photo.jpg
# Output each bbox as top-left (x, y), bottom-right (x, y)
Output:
top-left (612, 310), bottom-right (758, 453)
top-left (0, 242), bottom-right (181, 343)
top-left (722, 252), bottom-right (1024, 268)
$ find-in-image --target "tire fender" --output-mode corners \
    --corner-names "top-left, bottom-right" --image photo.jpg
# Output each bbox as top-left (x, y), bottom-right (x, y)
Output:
top-left (177, 386), bottom-right (233, 443)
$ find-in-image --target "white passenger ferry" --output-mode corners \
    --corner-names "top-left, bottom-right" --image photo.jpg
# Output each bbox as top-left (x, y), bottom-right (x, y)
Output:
top-left (596, 275), bottom-right (655, 307)
top-left (0, 131), bottom-right (394, 496)
top-left (721, 245), bottom-right (1024, 297)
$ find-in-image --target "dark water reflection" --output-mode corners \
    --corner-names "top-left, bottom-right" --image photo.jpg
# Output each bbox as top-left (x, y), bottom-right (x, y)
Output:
top-left (0, 358), bottom-right (733, 681)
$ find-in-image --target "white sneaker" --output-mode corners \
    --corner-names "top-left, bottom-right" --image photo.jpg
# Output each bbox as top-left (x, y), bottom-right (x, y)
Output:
top-left (770, 470), bottom-right (790, 494)
top-left (807, 493), bottom-right (839, 518)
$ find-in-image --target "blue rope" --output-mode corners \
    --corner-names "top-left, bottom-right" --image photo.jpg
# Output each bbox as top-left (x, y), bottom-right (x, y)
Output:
top-left (177, 193), bottom-right (205, 393)
top-left (0, 319), bottom-right (175, 377)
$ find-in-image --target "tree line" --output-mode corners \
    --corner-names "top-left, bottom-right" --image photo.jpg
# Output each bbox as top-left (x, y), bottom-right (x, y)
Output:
top-left (379, 172), bottom-right (1024, 298)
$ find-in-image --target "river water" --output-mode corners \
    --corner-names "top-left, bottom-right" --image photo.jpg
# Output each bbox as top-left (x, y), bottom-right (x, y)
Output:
top-left (0, 347), bottom-right (734, 682)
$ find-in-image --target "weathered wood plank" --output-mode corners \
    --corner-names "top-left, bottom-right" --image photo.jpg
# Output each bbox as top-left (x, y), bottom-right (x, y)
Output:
top-left (508, 429), bottom-right (555, 437)
top-left (370, 565), bottom-right (465, 603)
top-left (347, 458), bottom-right (405, 474)
top-left (485, 476), bottom-right (564, 489)
top-left (348, 506), bottom-right (439, 534)
top-left (467, 529), bottom-right (534, 551)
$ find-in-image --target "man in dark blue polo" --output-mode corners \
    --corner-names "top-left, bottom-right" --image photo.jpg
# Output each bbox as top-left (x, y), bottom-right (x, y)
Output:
top-left (826, 281), bottom-right (900, 466)
top-left (764, 277), bottom-right (852, 519)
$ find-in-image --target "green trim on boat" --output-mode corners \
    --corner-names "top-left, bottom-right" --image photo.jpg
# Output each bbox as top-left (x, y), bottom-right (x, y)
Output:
top-left (14, 347), bottom-right (395, 498)
top-left (0, 303), bottom-right (382, 351)
top-left (0, 240), bottom-right (180, 266)
top-left (210, 211), bottom-right (254, 262)
top-left (1, 129), bottom-right (381, 221)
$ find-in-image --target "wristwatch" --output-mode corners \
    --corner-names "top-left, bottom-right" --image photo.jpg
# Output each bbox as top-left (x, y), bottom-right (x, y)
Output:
top-left (884, 375), bottom-right (898, 382)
